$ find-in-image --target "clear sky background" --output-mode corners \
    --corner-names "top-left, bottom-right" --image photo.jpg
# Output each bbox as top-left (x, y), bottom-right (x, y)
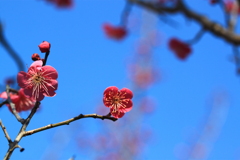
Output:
top-left (0, 0), bottom-right (240, 160)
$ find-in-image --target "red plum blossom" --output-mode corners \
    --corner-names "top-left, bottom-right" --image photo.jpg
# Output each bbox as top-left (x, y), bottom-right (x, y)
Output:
top-left (17, 60), bottom-right (58, 101)
top-left (0, 88), bottom-right (35, 112)
top-left (103, 86), bottom-right (133, 118)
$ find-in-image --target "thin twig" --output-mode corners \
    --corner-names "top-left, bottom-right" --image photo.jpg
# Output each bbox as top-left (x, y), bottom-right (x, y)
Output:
top-left (227, 0), bottom-right (239, 32)
top-left (128, 0), bottom-right (240, 45)
top-left (24, 113), bottom-right (117, 137)
top-left (0, 100), bottom-right (8, 108)
top-left (120, 1), bottom-right (133, 26)
top-left (0, 22), bottom-right (25, 72)
top-left (9, 88), bottom-right (18, 94)
top-left (21, 101), bottom-right (41, 131)
top-left (3, 101), bottom-right (41, 160)
top-left (233, 46), bottom-right (240, 75)
top-left (42, 51), bottom-right (50, 66)
top-left (218, 0), bottom-right (230, 27)
top-left (159, 15), bottom-right (179, 28)
top-left (185, 28), bottom-right (206, 45)
top-left (5, 85), bottom-right (25, 124)
top-left (0, 120), bottom-right (12, 143)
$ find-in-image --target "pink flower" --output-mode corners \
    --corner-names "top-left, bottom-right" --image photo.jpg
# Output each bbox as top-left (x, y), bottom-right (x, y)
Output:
top-left (38, 41), bottom-right (51, 53)
top-left (103, 86), bottom-right (133, 118)
top-left (168, 38), bottom-right (192, 60)
top-left (103, 23), bottom-right (127, 40)
top-left (0, 88), bottom-right (35, 112)
top-left (17, 60), bottom-right (58, 101)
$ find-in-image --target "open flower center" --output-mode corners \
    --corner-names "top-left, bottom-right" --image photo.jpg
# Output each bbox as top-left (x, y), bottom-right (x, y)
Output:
top-left (109, 95), bottom-right (127, 114)
top-left (25, 69), bottom-right (55, 100)
top-left (112, 96), bottom-right (121, 104)
top-left (33, 75), bottom-right (44, 83)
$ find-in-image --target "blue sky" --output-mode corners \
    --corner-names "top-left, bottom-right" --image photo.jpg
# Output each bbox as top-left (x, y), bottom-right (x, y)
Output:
top-left (0, 0), bottom-right (240, 160)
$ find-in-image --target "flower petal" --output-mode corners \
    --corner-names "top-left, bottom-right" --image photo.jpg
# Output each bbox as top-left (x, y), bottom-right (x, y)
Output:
top-left (103, 86), bottom-right (118, 96)
top-left (0, 92), bottom-right (7, 99)
top-left (120, 88), bottom-right (133, 99)
top-left (43, 89), bottom-right (56, 97)
top-left (103, 97), bottom-right (112, 108)
top-left (42, 66), bottom-right (58, 79)
top-left (110, 109), bottom-right (125, 118)
top-left (17, 71), bottom-right (30, 88)
top-left (103, 86), bottom-right (119, 102)
top-left (120, 99), bottom-right (133, 112)
top-left (30, 60), bottom-right (43, 67)
top-left (36, 93), bottom-right (45, 101)
top-left (47, 79), bottom-right (58, 90)
top-left (41, 79), bottom-right (57, 97)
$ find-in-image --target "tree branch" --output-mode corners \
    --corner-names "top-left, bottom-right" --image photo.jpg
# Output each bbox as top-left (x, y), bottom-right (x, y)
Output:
top-left (42, 51), bottom-right (50, 66)
top-left (120, 1), bottom-right (132, 26)
top-left (128, 0), bottom-right (240, 45)
top-left (24, 113), bottom-right (118, 137)
top-left (185, 28), bottom-right (206, 45)
top-left (0, 120), bottom-right (12, 143)
top-left (3, 101), bottom-right (40, 160)
top-left (0, 100), bottom-right (8, 108)
top-left (0, 22), bottom-right (25, 72)
top-left (5, 85), bottom-right (25, 124)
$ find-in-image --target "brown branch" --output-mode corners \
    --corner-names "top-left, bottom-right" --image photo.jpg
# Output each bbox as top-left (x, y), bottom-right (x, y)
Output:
top-left (218, 0), bottom-right (230, 27)
top-left (24, 113), bottom-right (117, 137)
top-left (42, 51), bottom-right (50, 66)
top-left (3, 103), bottom-right (116, 160)
top-left (5, 85), bottom-right (25, 124)
top-left (0, 88), bottom-right (18, 108)
top-left (0, 100), bottom-right (8, 108)
top-left (128, 0), bottom-right (240, 45)
top-left (21, 101), bottom-right (41, 131)
top-left (0, 120), bottom-right (12, 143)
top-left (227, 0), bottom-right (239, 32)
top-left (3, 101), bottom-right (40, 160)
top-left (232, 46), bottom-right (240, 75)
top-left (185, 28), bottom-right (206, 45)
top-left (8, 88), bottom-right (18, 94)
top-left (120, 1), bottom-right (132, 26)
top-left (0, 22), bottom-right (25, 72)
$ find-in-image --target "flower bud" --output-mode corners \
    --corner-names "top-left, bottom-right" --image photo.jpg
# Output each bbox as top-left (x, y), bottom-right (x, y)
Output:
top-left (38, 41), bottom-right (51, 53)
top-left (103, 23), bottom-right (127, 40)
top-left (32, 53), bottom-right (41, 61)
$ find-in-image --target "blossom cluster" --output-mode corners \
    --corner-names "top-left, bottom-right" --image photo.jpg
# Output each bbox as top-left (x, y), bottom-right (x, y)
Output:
top-left (1, 41), bottom-right (134, 118)
top-left (0, 41), bottom-right (58, 112)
